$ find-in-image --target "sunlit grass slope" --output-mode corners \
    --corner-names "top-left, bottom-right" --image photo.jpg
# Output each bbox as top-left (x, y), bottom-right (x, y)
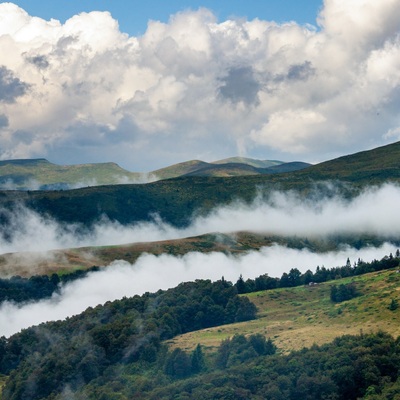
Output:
top-left (1, 232), bottom-right (394, 278)
top-left (168, 267), bottom-right (400, 354)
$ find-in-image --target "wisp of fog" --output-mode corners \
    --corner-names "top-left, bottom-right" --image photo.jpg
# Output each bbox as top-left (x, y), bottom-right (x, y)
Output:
top-left (1, 183), bottom-right (400, 255)
top-left (0, 242), bottom-right (396, 337)
top-left (1, 183), bottom-right (400, 336)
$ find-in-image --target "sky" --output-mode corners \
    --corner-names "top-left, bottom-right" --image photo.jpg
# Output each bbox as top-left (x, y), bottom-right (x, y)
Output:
top-left (0, 0), bottom-right (400, 171)
top-left (2, 1), bottom-right (324, 37)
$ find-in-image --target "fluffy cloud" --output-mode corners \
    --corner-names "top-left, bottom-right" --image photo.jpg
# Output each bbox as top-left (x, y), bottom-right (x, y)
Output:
top-left (0, 1), bottom-right (400, 169)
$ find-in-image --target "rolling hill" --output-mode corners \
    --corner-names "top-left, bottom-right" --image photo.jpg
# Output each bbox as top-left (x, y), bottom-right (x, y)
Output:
top-left (0, 156), bottom-right (310, 189)
top-left (0, 259), bottom-right (399, 399)
top-left (212, 156), bottom-right (283, 168)
top-left (0, 141), bottom-right (398, 228)
top-left (1, 142), bottom-right (400, 399)
top-left (169, 266), bottom-right (400, 353)
top-left (182, 161), bottom-right (311, 177)
top-left (0, 158), bottom-right (143, 189)
top-left (0, 231), bottom-right (394, 278)
top-left (294, 140), bottom-right (400, 182)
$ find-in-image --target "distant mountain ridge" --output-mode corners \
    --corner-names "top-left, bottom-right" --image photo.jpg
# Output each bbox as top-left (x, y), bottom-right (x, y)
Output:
top-left (212, 157), bottom-right (283, 168)
top-left (0, 156), bottom-right (311, 189)
top-left (0, 158), bottom-right (143, 190)
top-left (0, 141), bottom-right (399, 229)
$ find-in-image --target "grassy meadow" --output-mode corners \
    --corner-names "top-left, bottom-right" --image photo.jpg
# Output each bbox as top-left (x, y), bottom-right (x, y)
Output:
top-left (167, 267), bottom-right (400, 354)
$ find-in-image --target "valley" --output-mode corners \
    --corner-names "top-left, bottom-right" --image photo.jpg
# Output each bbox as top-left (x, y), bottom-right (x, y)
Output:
top-left (0, 141), bottom-right (400, 399)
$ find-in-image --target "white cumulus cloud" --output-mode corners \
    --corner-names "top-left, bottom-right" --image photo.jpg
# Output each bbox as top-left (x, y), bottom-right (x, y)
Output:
top-left (0, 1), bottom-right (399, 169)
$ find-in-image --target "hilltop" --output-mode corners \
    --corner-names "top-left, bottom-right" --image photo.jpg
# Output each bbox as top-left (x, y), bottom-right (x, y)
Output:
top-left (0, 156), bottom-right (310, 189)
top-left (0, 141), bottom-right (398, 228)
top-left (2, 139), bottom-right (398, 191)
top-left (0, 158), bottom-right (143, 189)
top-left (153, 158), bottom-right (310, 179)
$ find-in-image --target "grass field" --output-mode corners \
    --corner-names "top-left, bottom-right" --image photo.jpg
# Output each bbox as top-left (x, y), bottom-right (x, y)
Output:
top-left (1, 232), bottom-right (394, 278)
top-left (167, 267), bottom-right (400, 354)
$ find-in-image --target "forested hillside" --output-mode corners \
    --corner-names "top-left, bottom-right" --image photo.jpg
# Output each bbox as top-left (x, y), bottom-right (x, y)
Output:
top-left (0, 142), bottom-right (400, 399)
top-left (0, 141), bottom-right (398, 228)
top-left (0, 279), bottom-right (256, 399)
top-left (0, 265), bottom-right (399, 400)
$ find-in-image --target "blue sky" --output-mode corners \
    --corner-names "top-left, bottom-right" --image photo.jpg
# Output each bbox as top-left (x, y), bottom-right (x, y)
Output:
top-left (1, 0), bottom-right (400, 171)
top-left (8, 1), bottom-right (323, 36)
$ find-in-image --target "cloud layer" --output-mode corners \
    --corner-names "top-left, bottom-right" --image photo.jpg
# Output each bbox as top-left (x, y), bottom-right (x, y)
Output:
top-left (0, 1), bottom-right (400, 169)
top-left (1, 183), bottom-right (400, 336)
top-left (0, 243), bottom-right (396, 337)
top-left (1, 184), bottom-right (400, 256)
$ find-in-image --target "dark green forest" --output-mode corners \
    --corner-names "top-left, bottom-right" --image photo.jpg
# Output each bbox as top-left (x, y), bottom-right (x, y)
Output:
top-left (1, 142), bottom-right (400, 399)
top-left (72, 332), bottom-right (400, 400)
top-left (0, 279), bottom-right (257, 399)
top-left (0, 267), bottom-right (100, 304)
top-left (0, 258), bottom-right (399, 399)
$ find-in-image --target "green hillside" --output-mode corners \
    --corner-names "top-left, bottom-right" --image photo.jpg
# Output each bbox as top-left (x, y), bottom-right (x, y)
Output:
top-left (152, 158), bottom-right (310, 179)
top-left (0, 156), bottom-right (302, 188)
top-left (151, 160), bottom-right (210, 179)
top-left (1, 144), bottom-right (400, 399)
top-left (183, 162), bottom-right (262, 177)
top-left (295, 140), bottom-right (400, 183)
top-left (1, 141), bottom-right (398, 191)
top-left (0, 141), bottom-right (399, 228)
top-left (183, 161), bottom-right (311, 177)
top-left (0, 158), bottom-right (142, 189)
top-left (259, 161), bottom-right (311, 174)
top-left (0, 232), bottom-right (395, 278)
top-left (212, 156), bottom-right (283, 168)
top-left (170, 267), bottom-right (400, 354)
top-left (0, 263), bottom-right (399, 399)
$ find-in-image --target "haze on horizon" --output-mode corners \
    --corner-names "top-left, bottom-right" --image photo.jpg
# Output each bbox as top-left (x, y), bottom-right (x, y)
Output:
top-left (0, 0), bottom-right (400, 171)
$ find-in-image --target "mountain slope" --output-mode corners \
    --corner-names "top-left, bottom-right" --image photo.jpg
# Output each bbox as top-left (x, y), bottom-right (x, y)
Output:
top-left (259, 161), bottom-right (311, 174)
top-left (297, 141), bottom-right (400, 182)
top-left (182, 162), bottom-right (262, 177)
top-left (3, 231), bottom-right (389, 278)
top-left (0, 141), bottom-right (399, 228)
top-left (151, 160), bottom-right (210, 179)
top-left (169, 266), bottom-right (400, 353)
top-left (183, 161), bottom-right (312, 177)
top-left (0, 156), bottom-right (308, 188)
top-left (152, 158), bottom-right (310, 179)
top-left (0, 158), bottom-right (142, 189)
top-left (212, 156), bottom-right (283, 168)
top-left (0, 261), bottom-right (399, 400)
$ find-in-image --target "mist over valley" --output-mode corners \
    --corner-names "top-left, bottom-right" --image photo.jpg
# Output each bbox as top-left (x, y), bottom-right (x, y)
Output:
top-left (1, 0), bottom-right (400, 397)
top-left (1, 143), bottom-right (400, 338)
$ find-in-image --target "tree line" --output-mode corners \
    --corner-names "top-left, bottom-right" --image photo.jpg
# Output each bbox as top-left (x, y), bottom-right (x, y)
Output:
top-left (0, 250), bottom-right (398, 306)
top-left (235, 251), bottom-right (400, 294)
top-left (0, 267), bottom-right (100, 304)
